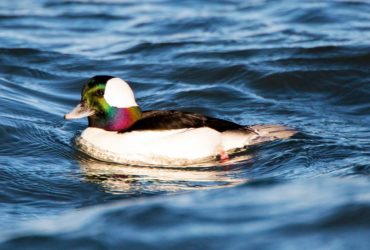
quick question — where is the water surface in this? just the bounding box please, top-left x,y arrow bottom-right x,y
0,0 -> 369,249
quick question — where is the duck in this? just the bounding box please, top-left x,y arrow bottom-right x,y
65,75 -> 296,165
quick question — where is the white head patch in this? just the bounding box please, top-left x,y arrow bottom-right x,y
104,77 -> 138,108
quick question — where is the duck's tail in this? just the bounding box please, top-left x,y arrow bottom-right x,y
248,124 -> 296,145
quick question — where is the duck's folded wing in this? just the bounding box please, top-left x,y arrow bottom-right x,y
125,110 -> 246,132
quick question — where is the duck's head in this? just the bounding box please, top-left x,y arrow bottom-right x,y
65,75 -> 142,131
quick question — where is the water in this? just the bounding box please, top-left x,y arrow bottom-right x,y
0,0 -> 369,249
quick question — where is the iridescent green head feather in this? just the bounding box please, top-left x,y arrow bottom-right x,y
65,75 -> 142,131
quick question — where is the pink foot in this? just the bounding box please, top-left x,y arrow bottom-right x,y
220,151 -> 229,162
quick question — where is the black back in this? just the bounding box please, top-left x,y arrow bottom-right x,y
125,110 -> 247,132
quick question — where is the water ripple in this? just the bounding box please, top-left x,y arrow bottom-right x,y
0,0 -> 369,249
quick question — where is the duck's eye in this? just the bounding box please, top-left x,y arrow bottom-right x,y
96,90 -> 104,97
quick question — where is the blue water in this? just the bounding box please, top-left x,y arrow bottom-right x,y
0,0 -> 370,249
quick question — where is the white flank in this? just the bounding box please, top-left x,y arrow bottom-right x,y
77,127 -> 221,165
104,77 -> 138,108
76,125 -> 296,166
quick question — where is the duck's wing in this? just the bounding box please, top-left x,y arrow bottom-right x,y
125,110 -> 248,132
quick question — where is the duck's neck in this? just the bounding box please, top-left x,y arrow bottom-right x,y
88,106 -> 142,132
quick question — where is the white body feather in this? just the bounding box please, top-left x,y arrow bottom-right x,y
76,125 -> 295,166
104,78 -> 138,108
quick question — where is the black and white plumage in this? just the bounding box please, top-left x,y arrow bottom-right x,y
65,76 -> 296,165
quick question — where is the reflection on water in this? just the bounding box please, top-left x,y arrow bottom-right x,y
79,154 -> 253,194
